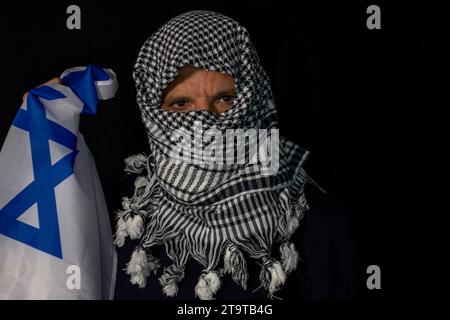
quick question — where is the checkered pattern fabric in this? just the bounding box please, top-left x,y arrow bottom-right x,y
114,11 -> 314,300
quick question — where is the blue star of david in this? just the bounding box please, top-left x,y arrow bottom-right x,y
0,86 -> 78,259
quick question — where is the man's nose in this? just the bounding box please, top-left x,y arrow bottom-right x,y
194,98 -> 216,113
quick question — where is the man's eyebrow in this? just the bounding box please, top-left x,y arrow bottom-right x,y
212,89 -> 236,100
164,96 -> 192,103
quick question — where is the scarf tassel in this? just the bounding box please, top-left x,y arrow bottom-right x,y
114,196 -> 147,245
223,244 -> 248,290
259,259 -> 286,299
159,265 -> 185,298
126,213 -> 145,240
286,192 -> 309,237
126,247 -> 160,288
113,216 -> 128,247
280,242 -> 300,275
287,214 -> 300,236
124,153 -> 148,175
195,270 -> 221,300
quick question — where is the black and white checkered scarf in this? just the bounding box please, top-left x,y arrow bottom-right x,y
114,10 -> 317,299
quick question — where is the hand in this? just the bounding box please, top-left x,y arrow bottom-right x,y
22,77 -> 61,103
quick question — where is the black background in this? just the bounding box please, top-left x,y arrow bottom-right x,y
0,1 -> 446,302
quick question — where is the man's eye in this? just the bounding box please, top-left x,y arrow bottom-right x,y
170,100 -> 189,108
218,95 -> 236,104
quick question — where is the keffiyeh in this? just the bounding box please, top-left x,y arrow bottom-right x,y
114,10 -> 318,299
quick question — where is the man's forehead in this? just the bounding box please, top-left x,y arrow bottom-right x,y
164,65 -> 235,95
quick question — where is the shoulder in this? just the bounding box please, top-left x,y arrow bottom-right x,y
282,184 -> 366,299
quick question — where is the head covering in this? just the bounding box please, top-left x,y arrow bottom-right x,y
114,10 -> 318,299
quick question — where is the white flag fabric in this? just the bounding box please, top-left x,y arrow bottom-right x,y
0,65 -> 118,299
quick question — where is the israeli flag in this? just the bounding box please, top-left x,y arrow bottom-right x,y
0,65 -> 118,299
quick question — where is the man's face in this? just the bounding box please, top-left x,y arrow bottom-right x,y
161,65 -> 236,113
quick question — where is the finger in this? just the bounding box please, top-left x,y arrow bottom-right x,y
22,77 -> 61,103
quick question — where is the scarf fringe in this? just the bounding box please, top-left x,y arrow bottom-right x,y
113,216 -> 128,247
278,189 -> 309,239
124,153 -> 148,175
195,270 -> 222,300
287,191 -> 309,237
125,210 -> 145,240
113,197 -> 147,244
126,247 -> 160,288
287,215 -> 300,237
223,243 -> 248,290
159,265 -> 185,297
113,154 -> 160,246
280,242 -> 299,275
124,243 -> 298,300
259,259 -> 286,299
